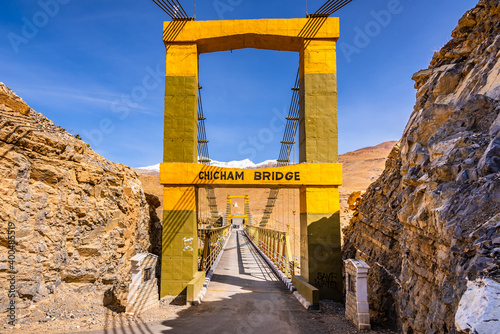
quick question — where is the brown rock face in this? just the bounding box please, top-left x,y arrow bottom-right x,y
0,83 -> 30,116
343,1 -> 500,333
0,82 -> 153,312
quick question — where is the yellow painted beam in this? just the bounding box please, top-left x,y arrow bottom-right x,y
163,18 -> 339,54
159,163 -> 342,187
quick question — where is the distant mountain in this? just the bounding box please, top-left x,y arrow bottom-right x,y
135,158 -> 278,175
339,141 -> 398,191
135,163 -> 160,173
210,158 -> 277,169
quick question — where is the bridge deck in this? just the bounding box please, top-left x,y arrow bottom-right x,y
82,230 -> 332,334
161,230 -> 324,333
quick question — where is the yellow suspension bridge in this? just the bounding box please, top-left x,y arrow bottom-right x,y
85,0 -> 359,333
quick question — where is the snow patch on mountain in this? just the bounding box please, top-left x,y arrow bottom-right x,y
135,163 -> 161,171
136,159 -> 277,172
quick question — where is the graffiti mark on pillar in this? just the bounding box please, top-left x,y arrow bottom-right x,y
314,272 -> 339,290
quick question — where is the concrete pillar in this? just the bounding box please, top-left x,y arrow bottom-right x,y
299,40 -> 338,163
161,43 -> 199,297
244,196 -> 249,217
161,186 -> 199,297
344,259 -> 371,330
297,39 -> 342,302
164,43 -> 199,163
126,253 -> 159,314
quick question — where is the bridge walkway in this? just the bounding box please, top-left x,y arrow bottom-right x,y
159,230 -> 327,333
82,230 -> 331,334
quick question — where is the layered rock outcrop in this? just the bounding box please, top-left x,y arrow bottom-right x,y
0,82 -> 154,313
343,0 -> 500,332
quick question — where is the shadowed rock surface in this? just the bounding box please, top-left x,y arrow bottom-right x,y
343,0 -> 500,332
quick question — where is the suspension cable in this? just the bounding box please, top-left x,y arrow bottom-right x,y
266,0 -> 355,225
309,0 -> 353,17
277,69 -> 300,167
197,86 -> 220,225
197,86 -> 210,164
151,0 -> 193,20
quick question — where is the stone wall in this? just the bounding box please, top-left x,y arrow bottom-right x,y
343,0 -> 500,332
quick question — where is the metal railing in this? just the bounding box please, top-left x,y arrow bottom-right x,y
245,225 -> 294,278
198,225 -> 231,272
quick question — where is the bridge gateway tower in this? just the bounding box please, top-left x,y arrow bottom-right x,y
160,17 -> 342,304
225,195 -> 251,226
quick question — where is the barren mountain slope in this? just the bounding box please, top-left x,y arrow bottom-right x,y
0,82 -> 158,325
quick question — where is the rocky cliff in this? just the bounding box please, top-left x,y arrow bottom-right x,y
0,82 -> 156,318
343,0 -> 500,333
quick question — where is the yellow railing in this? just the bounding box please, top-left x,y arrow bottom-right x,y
198,225 -> 231,272
245,225 -> 294,278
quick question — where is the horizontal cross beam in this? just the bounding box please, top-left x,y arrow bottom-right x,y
160,163 -> 342,187
163,18 -> 339,53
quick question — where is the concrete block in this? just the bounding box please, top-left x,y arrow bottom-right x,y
344,259 -> 371,330
126,253 -> 159,315
357,301 -> 369,313
187,271 -> 206,302
292,275 -> 319,307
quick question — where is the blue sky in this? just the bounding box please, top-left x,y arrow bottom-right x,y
0,0 -> 477,167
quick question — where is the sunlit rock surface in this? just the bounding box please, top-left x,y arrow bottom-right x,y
0,82 -> 155,313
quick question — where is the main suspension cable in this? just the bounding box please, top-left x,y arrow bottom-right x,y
310,0 -> 353,17
151,0 -> 193,20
